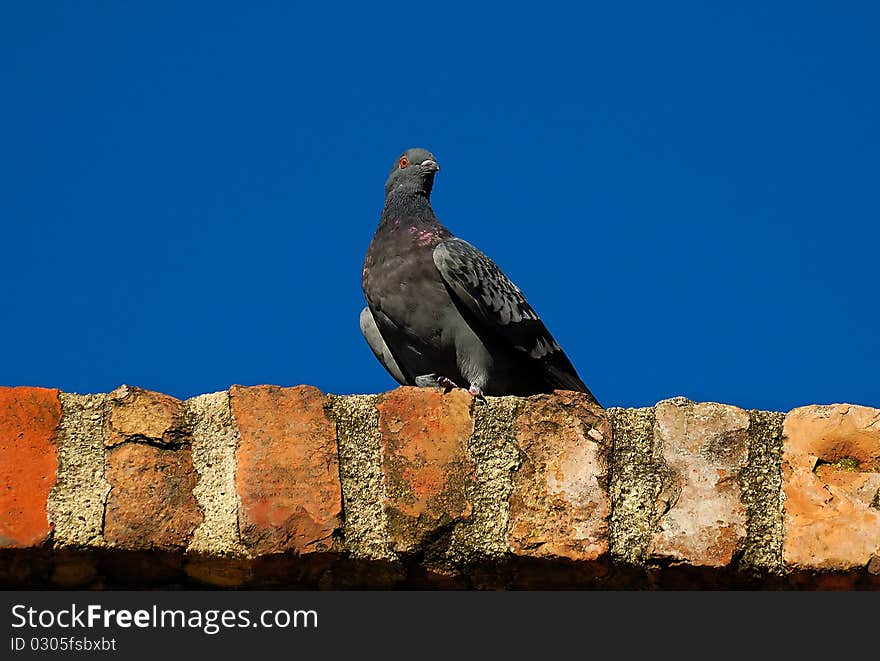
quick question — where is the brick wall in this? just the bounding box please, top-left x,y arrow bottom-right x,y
1,384 -> 878,589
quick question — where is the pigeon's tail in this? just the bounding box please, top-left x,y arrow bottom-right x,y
544,361 -> 600,406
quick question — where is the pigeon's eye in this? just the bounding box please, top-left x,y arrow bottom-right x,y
399,157 -> 409,169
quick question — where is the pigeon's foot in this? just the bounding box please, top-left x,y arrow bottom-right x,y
468,385 -> 487,403
415,374 -> 458,392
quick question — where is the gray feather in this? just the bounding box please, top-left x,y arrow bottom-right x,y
359,307 -> 407,385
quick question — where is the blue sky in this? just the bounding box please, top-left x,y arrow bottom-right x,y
2,2 -> 877,410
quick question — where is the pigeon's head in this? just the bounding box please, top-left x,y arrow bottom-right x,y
384,147 -> 440,198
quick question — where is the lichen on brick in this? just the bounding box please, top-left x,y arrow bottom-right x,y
375,388 -> 475,557
781,404 -> 880,572
8,382 -> 880,588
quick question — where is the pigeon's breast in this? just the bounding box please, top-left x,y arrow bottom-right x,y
362,226 -> 464,379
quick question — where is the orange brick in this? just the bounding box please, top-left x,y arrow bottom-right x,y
377,387 -> 474,552
509,392 -> 611,563
106,385 -> 187,447
104,442 -> 202,550
231,385 -> 341,555
783,404 -> 880,571
0,387 -> 61,548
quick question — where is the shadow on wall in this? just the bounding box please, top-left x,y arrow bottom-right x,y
4,547 -> 876,590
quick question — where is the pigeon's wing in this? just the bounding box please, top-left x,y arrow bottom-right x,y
359,307 -> 408,386
433,238 -> 593,397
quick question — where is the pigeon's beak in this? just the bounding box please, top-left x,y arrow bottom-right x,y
420,159 -> 440,173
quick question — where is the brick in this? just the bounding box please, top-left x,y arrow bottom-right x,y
231,385 -> 341,555
647,399 -> 750,567
782,404 -> 880,571
0,387 -> 61,548
102,386 -> 201,551
106,384 -> 188,447
377,387 -> 475,553
508,392 -> 611,563
104,442 -> 202,550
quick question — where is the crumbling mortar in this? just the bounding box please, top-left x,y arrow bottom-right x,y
48,393 -> 111,549
737,410 -> 785,576
328,393 -> 397,562
445,396 -> 522,570
607,405 -> 664,568
185,392 -> 248,559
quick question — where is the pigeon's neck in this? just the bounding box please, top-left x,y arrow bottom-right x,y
380,190 -> 443,231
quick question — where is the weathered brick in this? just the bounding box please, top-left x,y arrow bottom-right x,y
106,384 -> 188,447
782,404 -> 880,571
377,387 -> 475,553
104,442 -> 202,550
508,392 -> 611,563
647,399 -> 750,567
231,385 -> 341,556
0,387 -> 61,548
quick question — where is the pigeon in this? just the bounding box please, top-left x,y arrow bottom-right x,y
360,147 -> 598,404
